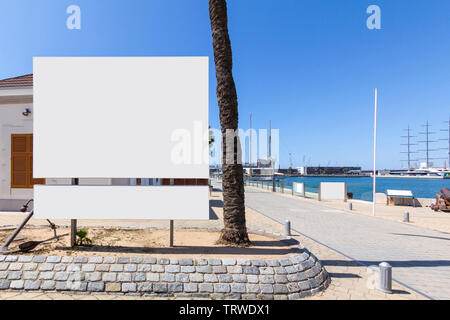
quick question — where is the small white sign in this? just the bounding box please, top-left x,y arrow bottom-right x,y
319,182 -> 347,201
293,182 -> 305,196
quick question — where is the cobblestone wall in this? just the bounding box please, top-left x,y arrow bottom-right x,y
0,247 -> 329,300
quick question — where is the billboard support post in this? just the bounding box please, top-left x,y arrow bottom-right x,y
169,220 -> 174,247
70,178 -> 78,247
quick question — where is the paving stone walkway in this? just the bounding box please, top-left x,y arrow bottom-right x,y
231,183 -> 450,300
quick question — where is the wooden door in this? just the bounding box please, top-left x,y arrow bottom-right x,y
11,134 -> 45,188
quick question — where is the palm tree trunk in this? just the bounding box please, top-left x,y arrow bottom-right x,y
209,0 -> 250,245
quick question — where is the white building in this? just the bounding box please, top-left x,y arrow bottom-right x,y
297,166 -> 307,175
0,74 -> 36,210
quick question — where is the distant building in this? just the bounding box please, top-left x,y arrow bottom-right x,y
243,158 -> 277,176
257,158 -> 273,168
297,166 -> 307,175
297,166 -> 361,175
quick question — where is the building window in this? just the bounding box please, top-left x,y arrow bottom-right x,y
11,134 -> 45,188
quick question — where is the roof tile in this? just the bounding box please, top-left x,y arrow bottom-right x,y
0,74 -> 33,88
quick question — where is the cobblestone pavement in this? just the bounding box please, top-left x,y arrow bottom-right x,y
0,254 -> 329,300
311,196 -> 450,234
238,184 -> 450,300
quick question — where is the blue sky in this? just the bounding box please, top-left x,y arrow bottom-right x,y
1,0 -> 449,169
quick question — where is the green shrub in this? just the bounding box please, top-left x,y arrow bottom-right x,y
76,229 -> 93,246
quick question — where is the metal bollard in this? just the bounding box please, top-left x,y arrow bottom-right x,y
285,220 -> 291,236
403,211 -> 410,223
378,262 -> 392,294
348,202 -> 353,211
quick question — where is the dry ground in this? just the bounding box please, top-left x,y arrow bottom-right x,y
0,228 -> 299,259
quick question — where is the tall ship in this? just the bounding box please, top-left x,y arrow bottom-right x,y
390,164 -> 450,178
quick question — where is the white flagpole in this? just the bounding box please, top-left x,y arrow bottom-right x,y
373,88 -> 378,216
249,113 -> 252,177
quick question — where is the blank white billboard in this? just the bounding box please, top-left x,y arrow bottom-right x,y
319,182 -> 347,201
33,57 -> 209,179
34,185 -> 209,220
